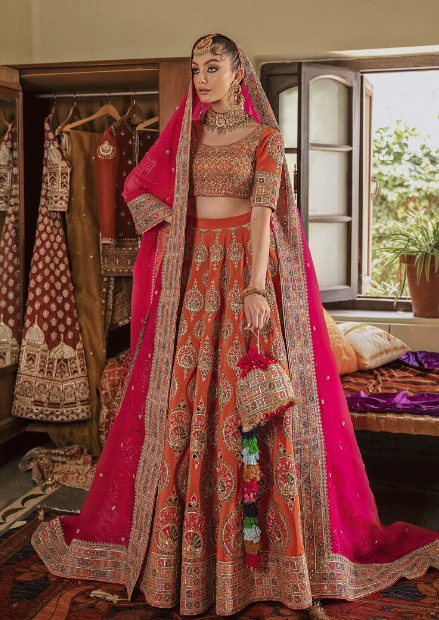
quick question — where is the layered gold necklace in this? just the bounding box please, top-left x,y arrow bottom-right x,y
201,105 -> 254,134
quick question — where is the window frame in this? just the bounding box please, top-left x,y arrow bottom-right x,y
261,53 -> 439,312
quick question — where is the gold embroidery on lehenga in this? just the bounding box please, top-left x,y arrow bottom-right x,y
200,457 -> 217,503
176,335 -> 198,378
177,455 -> 190,498
221,505 -> 244,558
217,455 -> 236,504
0,315 -> 19,366
226,334 -> 247,377
190,399 -> 208,467
46,146 -> 70,212
182,492 -> 207,561
264,503 -> 291,553
205,281 -> 220,319
0,141 -> 12,210
166,400 -> 191,458
198,339 -> 214,380
184,280 -> 204,318
274,446 -> 298,510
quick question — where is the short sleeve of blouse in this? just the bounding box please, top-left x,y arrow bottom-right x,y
250,128 -> 284,211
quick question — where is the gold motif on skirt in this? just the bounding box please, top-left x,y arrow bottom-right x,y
205,281 -> 221,319
198,339 -> 214,380
176,335 -> 198,378
216,455 -> 236,504
184,280 -> 204,318
190,399 -> 208,467
264,503 -> 290,553
166,400 -> 191,458
182,493 -> 207,561
227,279 -> 244,319
210,234 -> 225,270
274,447 -> 297,510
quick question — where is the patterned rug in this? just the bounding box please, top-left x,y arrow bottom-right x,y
1,512 -> 439,619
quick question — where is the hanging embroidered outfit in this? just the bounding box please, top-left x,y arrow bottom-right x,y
95,118 -> 157,332
32,37 -> 439,615
12,116 -> 91,422
48,129 -> 106,455
0,120 -> 20,367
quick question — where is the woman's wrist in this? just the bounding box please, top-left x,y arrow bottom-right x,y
249,279 -> 266,290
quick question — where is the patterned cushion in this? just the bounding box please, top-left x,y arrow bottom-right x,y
338,322 -> 410,370
323,309 -> 359,376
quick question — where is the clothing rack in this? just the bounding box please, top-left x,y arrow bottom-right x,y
34,90 -> 159,99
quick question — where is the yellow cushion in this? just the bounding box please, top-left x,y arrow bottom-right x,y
337,322 -> 410,370
323,309 -> 359,376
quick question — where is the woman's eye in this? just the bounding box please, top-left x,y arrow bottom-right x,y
207,67 -> 218,73
192,68 -> 199,74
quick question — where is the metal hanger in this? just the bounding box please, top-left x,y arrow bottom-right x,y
125,92 -> 145,125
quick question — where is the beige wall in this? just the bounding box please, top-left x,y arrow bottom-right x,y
2,0 -> 439,68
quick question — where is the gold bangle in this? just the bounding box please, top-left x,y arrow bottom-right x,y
241,286 -> 267,302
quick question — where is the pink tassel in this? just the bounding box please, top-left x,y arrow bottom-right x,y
245,553 -> 260,568
237,347 -> 274,378
244,492 -> 257,503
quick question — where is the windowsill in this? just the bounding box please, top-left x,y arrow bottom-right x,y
327,309 -> 439,326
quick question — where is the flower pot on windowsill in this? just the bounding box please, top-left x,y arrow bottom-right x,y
400,254 -> 439,318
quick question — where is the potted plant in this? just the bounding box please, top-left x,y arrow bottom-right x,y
375,209 -> 439,317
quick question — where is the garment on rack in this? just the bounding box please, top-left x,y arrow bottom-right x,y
12,116 -> 91,422
49,129 -> 105,455
95,117 -> 157,277
0,121 -> 20,367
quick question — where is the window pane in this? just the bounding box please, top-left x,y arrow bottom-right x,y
309,78 -> 349,145
309,222 -> 348,287
279,86 -> 298,148
309,150 -> 348,215
285,152 -> 297,174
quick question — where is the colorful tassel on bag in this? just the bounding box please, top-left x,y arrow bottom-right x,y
237,330 -> 298,568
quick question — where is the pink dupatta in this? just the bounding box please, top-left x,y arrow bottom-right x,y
32,36 -> 439,607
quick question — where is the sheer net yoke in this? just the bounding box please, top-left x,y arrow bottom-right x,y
189,122 -> 284,210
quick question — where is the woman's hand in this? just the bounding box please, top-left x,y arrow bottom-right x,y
164,215 -> 172,224
244,293 -> 271,330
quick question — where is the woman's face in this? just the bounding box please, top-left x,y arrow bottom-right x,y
191,50 -> 242,106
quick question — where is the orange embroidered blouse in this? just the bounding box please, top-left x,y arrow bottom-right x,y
189,123 -> 284,210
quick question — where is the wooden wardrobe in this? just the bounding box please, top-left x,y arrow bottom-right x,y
0,57 -> 189,449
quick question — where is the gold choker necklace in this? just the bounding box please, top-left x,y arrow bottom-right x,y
201,106 -> 253,134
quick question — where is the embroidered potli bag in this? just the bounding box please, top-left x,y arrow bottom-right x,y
237,329 -> 298,567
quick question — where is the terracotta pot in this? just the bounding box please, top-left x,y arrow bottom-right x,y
401,254 -> 439,318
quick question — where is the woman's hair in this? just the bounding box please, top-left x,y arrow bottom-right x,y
210,35 -> 241,72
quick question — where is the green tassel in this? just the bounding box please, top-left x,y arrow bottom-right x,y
243,436 -> 259,454
244,516 -> 258,529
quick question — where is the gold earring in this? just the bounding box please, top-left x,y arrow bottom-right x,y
227,82 -> 245,115
200,101 -> 204,120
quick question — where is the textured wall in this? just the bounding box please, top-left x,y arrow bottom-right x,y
2,0 -> 439,68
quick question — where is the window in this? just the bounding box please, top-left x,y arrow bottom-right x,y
262,55 -> 439,310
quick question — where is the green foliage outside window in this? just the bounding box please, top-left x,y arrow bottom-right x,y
370,121 -> 439,296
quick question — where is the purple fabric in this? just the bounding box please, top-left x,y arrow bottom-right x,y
399,351 -> 439,370
346,390 -> 439,416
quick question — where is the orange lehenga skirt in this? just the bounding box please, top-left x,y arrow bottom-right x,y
140,212 -> 307,615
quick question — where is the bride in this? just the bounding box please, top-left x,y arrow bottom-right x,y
32,34 -> 439,616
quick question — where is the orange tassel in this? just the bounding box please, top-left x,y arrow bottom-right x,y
244,540 -> 260,555
243,464 -> 261,482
